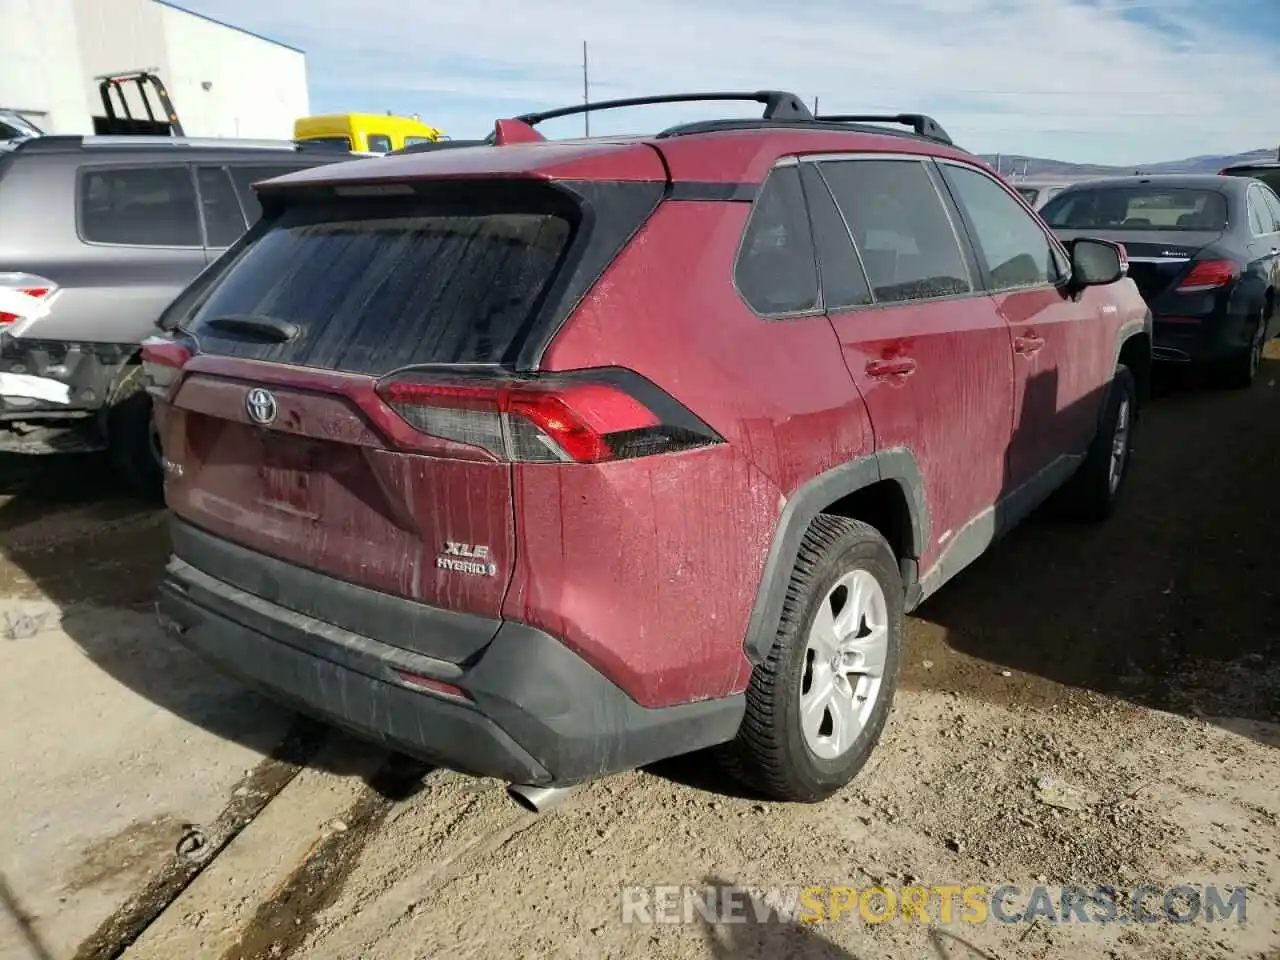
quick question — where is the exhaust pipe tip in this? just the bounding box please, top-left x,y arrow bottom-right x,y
506,783 -> 579,814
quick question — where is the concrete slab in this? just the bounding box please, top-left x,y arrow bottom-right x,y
0,598 -> 296,959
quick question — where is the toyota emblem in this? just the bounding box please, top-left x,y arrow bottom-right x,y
245,387 -> 278,426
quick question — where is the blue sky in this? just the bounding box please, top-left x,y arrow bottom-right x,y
181,0 -> 1280,165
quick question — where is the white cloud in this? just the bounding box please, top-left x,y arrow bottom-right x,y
191,0 -> 1280,163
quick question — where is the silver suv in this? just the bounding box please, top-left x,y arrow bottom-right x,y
0,135 -> 350,495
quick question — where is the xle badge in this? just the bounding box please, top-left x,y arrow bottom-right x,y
437,541 -> 498,577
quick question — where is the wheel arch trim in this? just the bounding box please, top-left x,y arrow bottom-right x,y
742,448 -> 929,664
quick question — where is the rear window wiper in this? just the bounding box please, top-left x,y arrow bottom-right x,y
204,314 -> 299,343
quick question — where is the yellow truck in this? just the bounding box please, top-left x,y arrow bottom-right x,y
293,113 -> 445,154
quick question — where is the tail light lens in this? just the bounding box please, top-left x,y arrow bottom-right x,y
375,368 -> 723,464
140,334 -> 194,399
0,273 -> 58,326
1177,259 -> 1238,293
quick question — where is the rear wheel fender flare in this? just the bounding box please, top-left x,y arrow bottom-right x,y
742,449 -> 929,664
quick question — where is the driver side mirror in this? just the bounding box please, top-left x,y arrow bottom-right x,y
1069,238 -> 1127,288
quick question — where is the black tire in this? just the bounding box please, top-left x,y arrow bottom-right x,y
106,365 -> 164,502
1223,308 -> 1265,389
719,515 -> 903,802
1060,364 -> 1137,523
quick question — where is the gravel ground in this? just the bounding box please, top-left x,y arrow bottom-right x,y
0,352 -> 1277,960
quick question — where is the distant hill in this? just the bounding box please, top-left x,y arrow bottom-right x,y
978,147 -> 1278,178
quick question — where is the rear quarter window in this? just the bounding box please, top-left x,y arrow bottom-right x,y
733,166 -> 820,316
78,165 -> 201,246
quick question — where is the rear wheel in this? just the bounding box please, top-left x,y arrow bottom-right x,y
1224,308 -> 1265,389
106,365 -> 164,502
1060,364 -> 1136,522
720,516 -> 903,802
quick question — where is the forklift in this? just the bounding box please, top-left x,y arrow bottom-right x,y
92,70 -> 184,136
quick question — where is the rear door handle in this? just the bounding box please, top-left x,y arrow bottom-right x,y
866,357 -> 917,378
1014,334 -> 1045,356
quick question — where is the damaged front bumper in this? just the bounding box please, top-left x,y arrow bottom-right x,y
0,335 -> 133,454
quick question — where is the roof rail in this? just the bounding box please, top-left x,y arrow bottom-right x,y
514,90 -> 813,128
15,134 -> 342,154
814,113 -> 952,146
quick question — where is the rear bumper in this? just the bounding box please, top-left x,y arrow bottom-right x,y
0,336 -> 134,453
157,521 -> 745,786
1151,306 -> 1257,364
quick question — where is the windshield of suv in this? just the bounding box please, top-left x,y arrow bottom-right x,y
1222,167 -> 1280,196
299,135 -> 352,149
0,110 -> 43,140
1041,187 -> 1228,231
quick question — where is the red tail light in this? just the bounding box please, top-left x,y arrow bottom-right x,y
140,334 -> 194,399
1177,259 -> 1237,293
375,369 -> 722,464
0,273 -> 58,326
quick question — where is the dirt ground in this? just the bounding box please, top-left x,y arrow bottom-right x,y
1,351 -> 1278,960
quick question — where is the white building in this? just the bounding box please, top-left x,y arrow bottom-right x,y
0,0 -> 308,139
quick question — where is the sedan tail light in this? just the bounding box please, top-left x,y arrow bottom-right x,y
140,334 -> 194,399
1177,259 -> 1238,293
375,368 -> 723,464
0,273 -> 58,326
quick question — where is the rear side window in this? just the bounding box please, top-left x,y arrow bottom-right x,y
229,165 -> 310,223
184,189 -> 575,373
798,163 -> 872,310
367,134 -> 393,153
1261,187 -> 1280,232
819,159 -> 971,303
79,165 -> 200,246
196,166 -> 248,247
734,166 -> 819,316
1248,190 -> 1269,234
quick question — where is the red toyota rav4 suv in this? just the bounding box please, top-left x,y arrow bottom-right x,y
145,92 -> 1151,810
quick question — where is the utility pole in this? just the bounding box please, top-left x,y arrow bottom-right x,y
813,96 -> 819,114
582,41 -> 590,138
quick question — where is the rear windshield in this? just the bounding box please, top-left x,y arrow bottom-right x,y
1222,167 -> 1280,195
1041,187 -> 1228,231
1015,186 -> 1040,204
181,189 -> 575,373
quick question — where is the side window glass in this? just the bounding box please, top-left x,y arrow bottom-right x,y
196,165 -> 248,247
367,134 -> 393,153
79,165 -> 200,247
942,164 -> 1062,290
1248,191 -> 1268,235
228,165 -> 307,224
798,163 -> 872,310
734,166 -> 819,316
1260,188 -> 1280,233
819,159 -> 971,303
